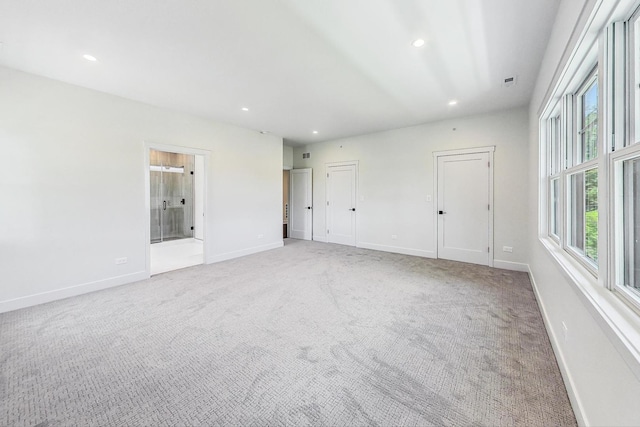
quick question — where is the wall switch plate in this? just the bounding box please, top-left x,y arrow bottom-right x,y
426,195 -> 432,202
115,257 -> 127,265
391,234 -> 398,240
258,234 -> 264,239
502,246 -> 513,253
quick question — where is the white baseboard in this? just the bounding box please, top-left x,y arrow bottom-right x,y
357,242 -> 436,258
527,266 -> 587,426
493,259 -> 529,272
206,241 -> 283,264
0,270 -> 149,314
312,235 -> 328,243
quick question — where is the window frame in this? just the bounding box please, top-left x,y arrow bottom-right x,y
611,144 -> 640,312
561,68 -> 600,276
547,112 -> 562,243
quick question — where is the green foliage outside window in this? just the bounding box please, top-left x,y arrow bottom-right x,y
585,169 -> 598,262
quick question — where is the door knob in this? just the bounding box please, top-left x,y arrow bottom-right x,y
306,206 -> 312,210
349,208 -> 356,211
438,210 -> 445,214
163,201 -> 167,211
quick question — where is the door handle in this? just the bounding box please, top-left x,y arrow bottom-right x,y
163,201 -> 167,211
438,210 -> 446,214
349,208 -> 356,211
307,206 -> 312,210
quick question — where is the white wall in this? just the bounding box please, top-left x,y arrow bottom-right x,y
0,66 -> 283,312
283,145 -> 294,170
293,107 -> 529,269
528,0 -> 640,425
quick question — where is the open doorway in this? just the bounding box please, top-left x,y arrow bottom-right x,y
283,170 -> 290,238
145,145 -> 207,275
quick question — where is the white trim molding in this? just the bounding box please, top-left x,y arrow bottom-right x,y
0,271 -> 148,314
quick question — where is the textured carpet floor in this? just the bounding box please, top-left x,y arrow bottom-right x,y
1,240 -> 576,426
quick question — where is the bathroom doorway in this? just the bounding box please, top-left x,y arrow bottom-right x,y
146,146 -> 206,275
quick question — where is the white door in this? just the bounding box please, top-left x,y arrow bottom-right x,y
437,152 -> 491,265
290,168 -> 312,240
327,164 -> 357,246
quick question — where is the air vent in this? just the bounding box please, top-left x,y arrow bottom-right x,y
302,153 -> 311,159
503,76 -> 517,87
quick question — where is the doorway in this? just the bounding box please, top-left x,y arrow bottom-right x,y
146,146 -> 206,275
435,147 -> 494,266
290,168 -> 313,240
150,149 -> 195,243
283,170 -> 290,238
326,162 -> 357,246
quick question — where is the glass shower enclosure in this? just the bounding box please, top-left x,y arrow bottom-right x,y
150,150 -> 195,243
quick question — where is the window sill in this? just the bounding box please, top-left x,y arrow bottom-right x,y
540,236 -> 640,380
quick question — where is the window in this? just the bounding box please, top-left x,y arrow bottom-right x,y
567,169 -> 598,264
562,70 -> 599,271
548,115 -> 561,240
550,177 -> 560,238
578,76 -> 598,162
630,8 -> 640,145
540,2 -> 640,315
613,151 -> 640,307
623,158 -> 640,291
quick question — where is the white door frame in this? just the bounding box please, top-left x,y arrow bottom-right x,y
325,160 -> 359,245
143,141 -> 211,278
433,146 -> 494,267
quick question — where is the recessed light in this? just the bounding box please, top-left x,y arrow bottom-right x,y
241,107 -> 249,112
312,130 -> 318,134
83,54 -> 97,62
260,130 -> 269,134
412,39 -> 425,48
448,100 -> 458,106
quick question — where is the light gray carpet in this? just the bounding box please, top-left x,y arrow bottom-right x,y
1,240 -> 576,426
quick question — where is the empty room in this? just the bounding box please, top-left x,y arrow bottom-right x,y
2,0 -> 640,426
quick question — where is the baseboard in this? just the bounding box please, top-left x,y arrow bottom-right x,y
312,235 -> 328,243
493,259 -> 529,272
0,271 -> 149,314
528,265 -> 587,426
356,242 -> 436,258
206,241 -> 284,264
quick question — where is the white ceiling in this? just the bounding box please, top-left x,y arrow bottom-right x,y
0,0 -> 559,146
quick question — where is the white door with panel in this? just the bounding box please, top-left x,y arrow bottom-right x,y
437,151 -> 492,266
327,164 -> 357,246
290,168 -> 313,240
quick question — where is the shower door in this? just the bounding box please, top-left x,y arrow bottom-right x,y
150,150 -> 195,243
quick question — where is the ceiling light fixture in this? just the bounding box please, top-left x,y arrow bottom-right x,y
448,100 -> 458,106
241,107 -> 249,111
312,130 -> 318,134
83,54 -> 97,62
412,39 -> 425,48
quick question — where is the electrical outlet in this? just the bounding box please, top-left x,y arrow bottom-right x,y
502,246 -> 513,253
115,257 -> 127,265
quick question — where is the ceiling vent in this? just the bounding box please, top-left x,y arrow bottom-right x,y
503,76 -> 517,88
